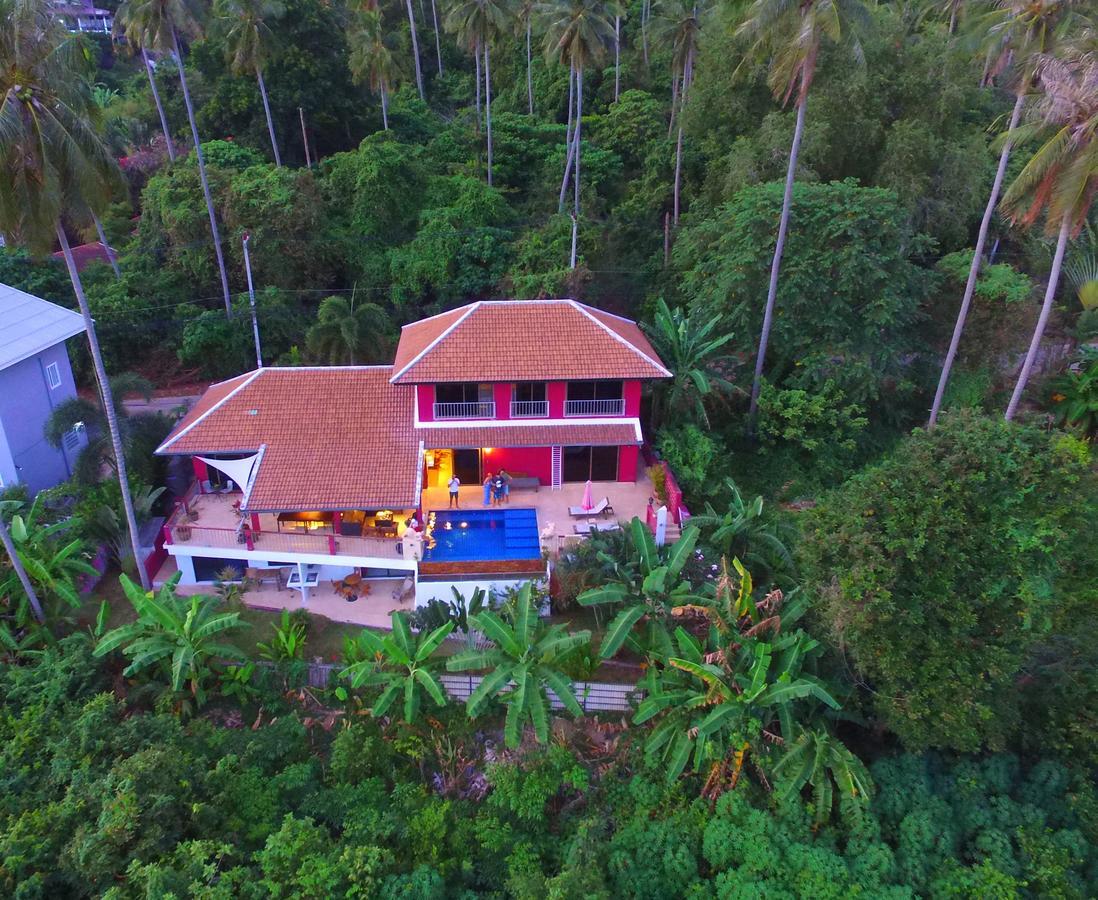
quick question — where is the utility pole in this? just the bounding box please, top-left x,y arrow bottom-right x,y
242,232 -> 263,368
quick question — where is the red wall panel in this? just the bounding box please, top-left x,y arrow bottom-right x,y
417,384 -> 435,422
482,446 -> 553,485
618,445 -> 639,482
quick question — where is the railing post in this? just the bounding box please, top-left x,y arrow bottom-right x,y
245,530 -> 255,551
162,524 -> 172,545
328,534 -> 336,555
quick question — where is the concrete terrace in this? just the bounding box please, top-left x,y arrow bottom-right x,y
420,470 -> 660,553
164,490 -> 410,561
155,556 -> 414,630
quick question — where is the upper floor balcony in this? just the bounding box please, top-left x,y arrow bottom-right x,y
434,400 -> 496,419
564,398 -> 626,417
510,399 -> 549,417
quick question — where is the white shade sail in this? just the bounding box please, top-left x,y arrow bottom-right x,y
197,454 -> 260,493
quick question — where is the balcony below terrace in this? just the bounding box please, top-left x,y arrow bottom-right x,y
163,491 -> 414,563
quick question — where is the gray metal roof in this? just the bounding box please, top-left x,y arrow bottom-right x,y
0,282 -> 85,371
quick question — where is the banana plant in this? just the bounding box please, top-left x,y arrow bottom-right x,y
578,518 -> 709,659
773,726 -> 873,824
1,497 -> 97,625
341,611 -> 454,724
690,478 -> 795,585
635,619 -> 840,786
94,573 -> 247,706
447,582 -> 590,747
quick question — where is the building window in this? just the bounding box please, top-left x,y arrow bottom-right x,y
511,382 -> 548,417
45,362 -> 62,390
435,382 -> 492,404
565,380 -> 625,416
562,445 -> 619,482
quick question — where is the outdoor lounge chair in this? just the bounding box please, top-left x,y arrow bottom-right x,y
573,520 -> 621,535
568,497 -> 612,517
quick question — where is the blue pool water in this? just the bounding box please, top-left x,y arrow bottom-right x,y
424,508 -> 541,562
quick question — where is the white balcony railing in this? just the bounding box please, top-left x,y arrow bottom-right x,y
564,398 -> 625,417
510,400 -> 549,418
433,401 -> 495,419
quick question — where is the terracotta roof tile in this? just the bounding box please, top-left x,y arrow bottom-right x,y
391,306 -> 471,375
391,300 -> 670,383
157,368 -> 420,512
415,422 -> 640,448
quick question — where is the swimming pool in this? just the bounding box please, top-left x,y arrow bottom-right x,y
424,508 -> 541,562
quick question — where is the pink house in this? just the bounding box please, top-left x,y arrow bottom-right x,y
153,299 -> 669,605
398,299 -> 670,490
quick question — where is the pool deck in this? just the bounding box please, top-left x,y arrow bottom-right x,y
420,472 -> 658,555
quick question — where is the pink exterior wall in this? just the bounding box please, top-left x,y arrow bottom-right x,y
416,384 -> 435,422
619,445 -> 639,482
624,380 -> 642,417
493,382 -> 512,420
483,447 -> 553,484
547,382 -> 567,418
192,457 -> 208,487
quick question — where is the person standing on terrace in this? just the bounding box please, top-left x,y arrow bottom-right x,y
448,475 -> 461,508
483,472 -> 494,506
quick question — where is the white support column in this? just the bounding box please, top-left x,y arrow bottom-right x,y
298,562 -> 308,605
655,505 -> 668,547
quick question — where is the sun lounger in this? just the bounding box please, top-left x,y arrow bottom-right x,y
568,497 -> 612,517
573,520 -> 621,535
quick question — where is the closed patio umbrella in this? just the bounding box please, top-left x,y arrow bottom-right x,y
581,479 -> 594,511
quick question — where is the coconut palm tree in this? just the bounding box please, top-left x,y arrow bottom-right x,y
736,0 -> 868,434
543,0 -> 614,262
642,297 -> 737,428
610,0 -> 625,100
116,0 -> 234,318
446,582 -> 591,747
515,0 -> 538,113
446,0 -> 509,185
929,0 -> 1085,426
445,0 -> 509,183
348,9 -> 402,130
140,48 -> 176,160
404,0 -> 426,100
305,294 -> 395,364
0,0 -> 151,589
214,0 -> 285,166
1002,44 -> 1098,420
652,0 -> 704,226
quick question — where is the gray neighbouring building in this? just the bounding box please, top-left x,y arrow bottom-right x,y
0,282 -> 88,495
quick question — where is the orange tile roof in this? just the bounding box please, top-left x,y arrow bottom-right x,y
391,299 -> 670,384
416,422 -> 641,448
156,367 -> 420,512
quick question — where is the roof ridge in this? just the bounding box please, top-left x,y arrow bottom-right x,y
398,303 -> 475,330
390,301 -> 482,382
156,369 -> 265,453
567,300 -> 672,378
